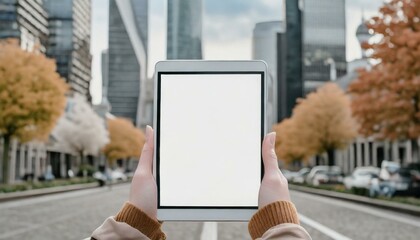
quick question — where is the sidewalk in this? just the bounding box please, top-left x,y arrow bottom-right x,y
289,184 -> 420,217
0,182 -> 99,202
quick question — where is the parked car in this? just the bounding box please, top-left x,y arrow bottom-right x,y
111,170 -> 128,181
369,161 -> 420,197
93,169 -> 128,186
93,171 -> 107,186
344,167 -> 380,190
282,169 -> 300,181
306,166 -> 343,186
292,168 -> 311,184
405,163 -> 420,172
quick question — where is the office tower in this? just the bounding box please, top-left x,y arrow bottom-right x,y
43,0 -> 92,100
252,21 -> 285,127
167,0 -> 202,59
0,0 -> 48,52
303,0 -> 346,85
281,0 -> 304,119
107,0 -> 148,126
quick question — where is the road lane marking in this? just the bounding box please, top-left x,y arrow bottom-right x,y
299,213 -> 352,240
200,222 -> 218,240
292,191 -> 420,228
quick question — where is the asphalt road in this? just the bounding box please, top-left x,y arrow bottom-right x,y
0,184 -> 419,239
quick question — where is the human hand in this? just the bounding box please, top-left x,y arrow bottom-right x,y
129,125 -> 158,219
258,132 -> 291,209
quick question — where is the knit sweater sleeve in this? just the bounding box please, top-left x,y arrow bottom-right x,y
248,201 -> 311,240
91,202 -> 166,240
115,202 -> 166,239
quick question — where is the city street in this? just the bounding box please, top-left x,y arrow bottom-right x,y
0,184 -> 419,240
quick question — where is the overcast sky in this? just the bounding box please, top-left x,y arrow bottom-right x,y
90,0 -> 383,104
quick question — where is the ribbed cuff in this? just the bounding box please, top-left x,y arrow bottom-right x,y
115,202 -> 166,240
248,201 -> 300,239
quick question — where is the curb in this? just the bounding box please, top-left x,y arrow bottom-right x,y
0,182 -> 99,202
289,184 -> 420,217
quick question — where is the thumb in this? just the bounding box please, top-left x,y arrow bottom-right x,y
137,125 -> 154,173
262,132 -> 278,174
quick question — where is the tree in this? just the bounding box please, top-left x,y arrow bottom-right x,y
349,0 -> 420,159
273,119 -> 312,167
0,39 -> 67,183
103,118 -> 145,163
292,83 -> 357,166
52,95 -> 109,165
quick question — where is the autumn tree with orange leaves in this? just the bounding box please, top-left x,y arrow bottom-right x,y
273,119 -> 311,167
349,0 -> 420,159
292,83 -> 357,166
0,39 -> 67,183
103,118 -> 145,163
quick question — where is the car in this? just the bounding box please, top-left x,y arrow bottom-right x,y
93,169 -> 128,186
306,166 -> 343,186
344,166 -> 380,190
405,163 -> 420,172
282,169 -> 300,181
93,171 -> 107,186
369,161 -> 420,197
111,170 -> 128,181
395,167 -> 420,197
292,168 -> 311,184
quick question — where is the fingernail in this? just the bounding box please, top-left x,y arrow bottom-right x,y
146,125 -> 152,142
268,132 -> 276,146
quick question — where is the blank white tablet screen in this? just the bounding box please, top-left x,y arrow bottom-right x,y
159,73 -> 262,207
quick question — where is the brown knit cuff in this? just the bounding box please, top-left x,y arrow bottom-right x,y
115,202 -> 166,240
248,201 -> 300,239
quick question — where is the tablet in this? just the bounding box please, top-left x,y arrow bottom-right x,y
153,60 -> 267,221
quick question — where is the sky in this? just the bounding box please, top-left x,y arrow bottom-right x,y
90,0 -> 384,104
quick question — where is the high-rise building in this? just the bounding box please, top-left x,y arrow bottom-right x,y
43,0 -> 92,100
167,0 -> 202,59
281,0 -> 304,119
252,21 -> 285,127
107,0 -> 148,126
303,0 -> 346,88
0,0 -> 49,53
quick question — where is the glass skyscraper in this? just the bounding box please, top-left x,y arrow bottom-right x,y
0,0 -> 49,53
106,0 -> 148,126
43,0 -> 92,100
303,0 -> 346,84
283,0 -> 304,118
167,0 -> 202,59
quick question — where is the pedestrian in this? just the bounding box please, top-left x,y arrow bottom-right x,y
90,126 -> 311,240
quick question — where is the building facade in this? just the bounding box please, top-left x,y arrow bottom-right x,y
252,21 -> 285,128
303,0 -> 346,90
43,0 -> 92,100
167,0 -> 202,59
0,0 -> 49,52
107,0 -> 148,126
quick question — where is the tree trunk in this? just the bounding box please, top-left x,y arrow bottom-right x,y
327,149 -> 335,166
2,135 -> 10,184
79,151 -> 84,166
411,139 -> 420,162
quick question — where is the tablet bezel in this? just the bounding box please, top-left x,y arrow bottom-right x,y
153,60 -> 267,221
